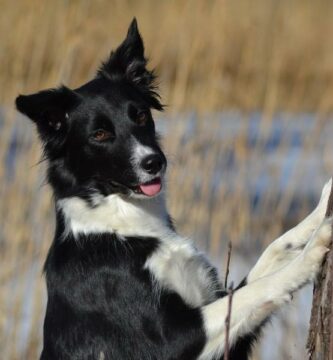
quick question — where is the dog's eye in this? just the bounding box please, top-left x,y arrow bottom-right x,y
136,111 -> 148,126
91,129 -> 113,142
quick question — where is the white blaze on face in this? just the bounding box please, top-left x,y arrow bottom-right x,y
130,136 -> 157,183
129,136 -> 164,197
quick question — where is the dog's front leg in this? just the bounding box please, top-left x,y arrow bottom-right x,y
247,178 -> 332,283
199,217 -> 331,360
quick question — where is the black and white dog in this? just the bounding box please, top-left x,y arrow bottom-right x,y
16,19 -> 332,360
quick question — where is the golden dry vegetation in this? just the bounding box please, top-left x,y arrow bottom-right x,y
1,0 -> 333,359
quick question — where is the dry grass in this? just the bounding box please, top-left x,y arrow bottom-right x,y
1,0 -> 333,359
1,0 -> 333,111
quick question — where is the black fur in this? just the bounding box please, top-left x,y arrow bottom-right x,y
16,19 -> 264,360
42,229 -> 205,360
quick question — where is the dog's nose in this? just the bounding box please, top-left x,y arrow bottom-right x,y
141,154 -> 164,174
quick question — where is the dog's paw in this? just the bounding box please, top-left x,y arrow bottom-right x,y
305,216 -> 332,250
263,217 -> 331,305
315,178 -> 332,218
301,217 -> 332,280
321,178 -> 332,199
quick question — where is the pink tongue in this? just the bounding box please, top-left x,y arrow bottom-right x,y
139,181 -> 162,196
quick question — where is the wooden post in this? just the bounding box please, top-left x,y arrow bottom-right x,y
307,181 -> 333,360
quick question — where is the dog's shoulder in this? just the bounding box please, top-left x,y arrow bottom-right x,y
145,233 -> 224,307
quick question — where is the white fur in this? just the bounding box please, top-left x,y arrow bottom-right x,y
145,235 -> 220,307
57,193 -> 170,238
130,136 -> 158,183
199,217 -> 331,360
247,178 -> 332,283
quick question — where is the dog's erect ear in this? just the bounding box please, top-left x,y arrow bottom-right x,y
98,18 -> 163,110
98,18 -> 146,85
16,86 -> 79,136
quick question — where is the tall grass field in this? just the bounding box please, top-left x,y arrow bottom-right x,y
1,1 -> 333,359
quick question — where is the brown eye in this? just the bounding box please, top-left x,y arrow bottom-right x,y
92,129 -> 113,142
137,111 -> 148,126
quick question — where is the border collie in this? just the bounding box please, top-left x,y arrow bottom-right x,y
16,19 -> 332,360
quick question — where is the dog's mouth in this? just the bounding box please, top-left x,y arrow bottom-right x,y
133,177 -> 162,197
108,177 -> 163,197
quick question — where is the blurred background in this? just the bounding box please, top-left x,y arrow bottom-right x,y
1,0 -> 333,359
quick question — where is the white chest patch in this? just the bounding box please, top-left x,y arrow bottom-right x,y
57,194 -> 170,238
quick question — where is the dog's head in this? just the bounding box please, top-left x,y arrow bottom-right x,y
16,19 -> 167,200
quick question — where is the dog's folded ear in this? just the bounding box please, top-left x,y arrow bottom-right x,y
98,18 -> 163,110
16,86 -> 79,134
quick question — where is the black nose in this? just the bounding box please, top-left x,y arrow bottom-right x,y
141,154 -> 164,175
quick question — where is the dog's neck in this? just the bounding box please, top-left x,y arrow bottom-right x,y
56,192 -> 172,239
